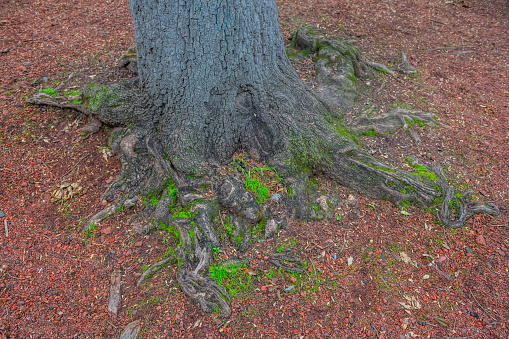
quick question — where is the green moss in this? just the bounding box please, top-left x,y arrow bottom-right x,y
412,170 -> 438,181
167,179 -> 177,205
367,163 -> 395,173
288,187 -> 293,197
256,218 -> 267,234
188,229 -> 195,241
160,222 -> 180,244
151,196 -> 159,207
209,263 -> 253,297
288,133 -> 332,174
85,85 -> 113,111
65,90 -> 80,96
362,129 -> 380,136
71,100 -> 83,105
245,174 -> 270,203
224,222 -> 232,235
42,87 -> 58,97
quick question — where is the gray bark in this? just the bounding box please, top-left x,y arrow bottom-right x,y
129,0 -> 329,175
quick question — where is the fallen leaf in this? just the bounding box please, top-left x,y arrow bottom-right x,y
400,252 -> 412,264
244,268 -> 257,276
476,235 -> 486,246
435,317 -> 449,327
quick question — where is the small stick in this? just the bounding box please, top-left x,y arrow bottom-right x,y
338,234 -> 346,255
4,219 -> 7,237
136,255 -> 175,286
370,323 -> 379,336
425,46 -> 476,52
424,321 -> 438,327
430,19 -> 445,25
490,224 -> 508,227
434,50 -> 477,57
304,254 -> 318,284
432,263 -> 453,282
469,289 -> 497,321
60,153 -> 90,180
380,276 -> 390,289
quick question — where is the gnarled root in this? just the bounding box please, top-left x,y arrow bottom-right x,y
26,92 -> 85,113
173,204 -> 232,317
349,107 -> 441,143
177,269 -> 231,316
434,168 -> 499,228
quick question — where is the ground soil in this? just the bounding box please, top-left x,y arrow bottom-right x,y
0,0 -> 508,338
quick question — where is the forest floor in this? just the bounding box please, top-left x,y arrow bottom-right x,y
0,0 -> 508,338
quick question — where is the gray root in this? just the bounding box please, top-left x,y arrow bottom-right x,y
364,60 -> 395,76
349,107 -> 438,143
398,51 -> 417,74
268,253 -> 304,272
26,92 -> 85,113
117,46 -> 138,74
434,168 -> 499,228
288,26 -> 368,109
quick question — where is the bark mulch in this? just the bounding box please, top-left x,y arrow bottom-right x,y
0,0 -> 507,338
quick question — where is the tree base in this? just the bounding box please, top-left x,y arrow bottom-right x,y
26,27 -> 499,318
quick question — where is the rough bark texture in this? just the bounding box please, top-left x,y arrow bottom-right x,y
26,0 -> 499,318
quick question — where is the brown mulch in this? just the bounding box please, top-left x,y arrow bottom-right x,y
0,0 -> 508,338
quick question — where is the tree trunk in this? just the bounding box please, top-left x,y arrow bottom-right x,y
128,0 -> 330,175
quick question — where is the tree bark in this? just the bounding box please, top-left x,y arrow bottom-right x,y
128,0 -> 331,175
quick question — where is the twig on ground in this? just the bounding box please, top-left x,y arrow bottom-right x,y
425,46 -> 476,52
380,276 -> 390,289
432,263 -> 453,282
136,255 -> 175,286
338,234 -> 346,255
4,219 -> 7,237
469,288 -> 497,321
364,60 -> 395,76
430,19 -> 445,25
370,323 -> 379,336
490,224 -> 508,227
424,321 -> 438,327
60,153 -> 90,180
304,254 -> 318,284
6,272 -> 28,280
434,50 -> 477,57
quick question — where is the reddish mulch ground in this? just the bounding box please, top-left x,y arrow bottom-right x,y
1,0 -> 508,338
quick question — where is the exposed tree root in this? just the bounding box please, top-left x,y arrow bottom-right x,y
25,27 -> 501,318
349,107 -> 439,143
26,92 -> 85,113
434,168 -> 499,228
364,60 -> 395,76
398,51 -> 417,74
